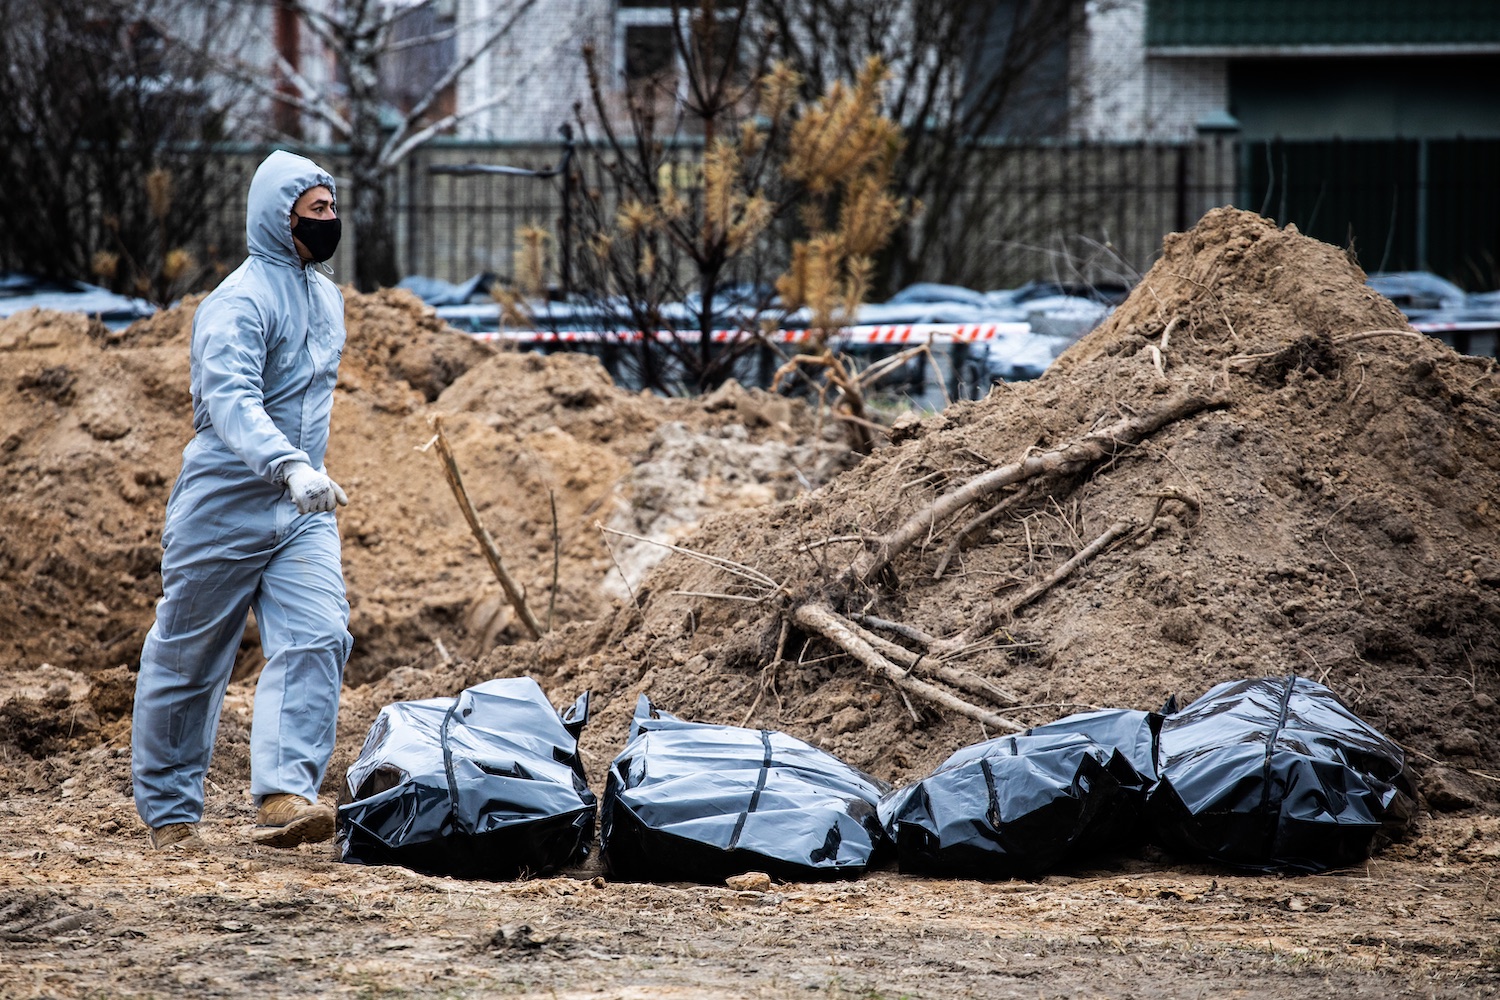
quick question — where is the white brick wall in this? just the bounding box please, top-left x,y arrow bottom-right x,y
1075,0 -> 1229,142
454,0 -> 605,141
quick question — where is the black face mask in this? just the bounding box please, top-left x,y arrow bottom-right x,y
291,213 -> 341,263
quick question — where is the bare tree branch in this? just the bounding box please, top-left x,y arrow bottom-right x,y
391,0 -> 540,142
845,395 -> 1228,587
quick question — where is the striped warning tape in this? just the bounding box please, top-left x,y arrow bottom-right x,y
469,322 -> 1033,345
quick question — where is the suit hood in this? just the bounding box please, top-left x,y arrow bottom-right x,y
246,150 -> 336,267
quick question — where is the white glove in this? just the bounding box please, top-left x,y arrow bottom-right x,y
280,461 -> 349,514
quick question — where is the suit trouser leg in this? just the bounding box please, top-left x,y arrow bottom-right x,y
249,513 -> 351,804
132,541 -> 263,829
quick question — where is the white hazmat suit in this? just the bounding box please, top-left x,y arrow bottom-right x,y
132,150 -> 351,831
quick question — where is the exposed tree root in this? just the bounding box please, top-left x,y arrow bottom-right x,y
844,394 -> 1227,588
848,613 -> 936,647
930,518 -> 1138,657
794,603 -> 1026,733
773,349 -> 876,453
841,614 -> 1019,706
932,483 -> 1037,580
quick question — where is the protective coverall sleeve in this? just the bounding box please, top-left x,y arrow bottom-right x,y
194,290 -> 312,484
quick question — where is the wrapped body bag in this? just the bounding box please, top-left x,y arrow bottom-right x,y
601,697 -> 891,883
337,677 -> 596,880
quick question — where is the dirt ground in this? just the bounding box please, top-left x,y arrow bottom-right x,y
3,208 -> 1499,997
1,791 -> 1496,997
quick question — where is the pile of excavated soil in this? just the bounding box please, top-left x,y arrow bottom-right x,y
0,287 -> 849,775
413,207 -> 1497,815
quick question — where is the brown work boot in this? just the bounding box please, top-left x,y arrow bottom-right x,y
148,822 -> 204,850
251,793 -> 335,848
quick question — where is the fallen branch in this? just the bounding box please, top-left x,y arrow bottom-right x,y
845,394 -> 1226,588
1333,328 -> 1425,345
423,417 -> 544,640
545,487 -> 560,631
794,603 -> 1025,733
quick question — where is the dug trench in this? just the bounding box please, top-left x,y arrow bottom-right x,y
1,207 -> 1497,997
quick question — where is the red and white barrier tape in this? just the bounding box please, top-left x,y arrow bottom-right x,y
469,322 -> 1032,346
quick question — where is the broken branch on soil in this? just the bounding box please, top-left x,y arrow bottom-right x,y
1333,328 -> 1425,345
845,394 -> 1225,588
545,487 -> 560,631
797,534 -> 867,552
794,603 -> 1026,733
423,417 -> 544,640
669,590 -> 772,603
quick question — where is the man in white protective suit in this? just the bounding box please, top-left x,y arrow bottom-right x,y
132,150 -> 353,850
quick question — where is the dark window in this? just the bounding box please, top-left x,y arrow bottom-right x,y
617,2 -> 744,87
625,23 -> 676,82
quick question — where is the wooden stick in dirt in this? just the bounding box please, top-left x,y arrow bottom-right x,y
845,394 -> 1226,588
426,417 -> 544,640
794,603 -> 1025,733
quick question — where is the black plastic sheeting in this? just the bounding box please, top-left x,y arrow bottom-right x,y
336,677 -> 596,880
877,731 -> 1147,878
600,697 -> 891,883
883,676 -> 1415,877
1023,705 -> 1172,789
1148,675 -> 1417,873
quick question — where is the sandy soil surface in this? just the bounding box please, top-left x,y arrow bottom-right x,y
2,208 -> 1498,997
1,793 -> 1496,997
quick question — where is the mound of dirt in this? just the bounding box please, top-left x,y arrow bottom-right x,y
425,207 -> 1499,815
0,285 -> 847,769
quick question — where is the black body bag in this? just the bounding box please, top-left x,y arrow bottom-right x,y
600,696 -> 891,883
878,730 -> 1147,878
1149,675 -> 1417,873
336,677 -> 596,880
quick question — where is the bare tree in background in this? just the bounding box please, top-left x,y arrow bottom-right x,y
572,0 -> 774,393
756,0 -> 1098,294
571,1 -> 907,396
158,0 -> 558,291
0,0 -> 238,301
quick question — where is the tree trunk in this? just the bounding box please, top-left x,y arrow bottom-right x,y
350,157 -> 399,291
346,12 -> 400,292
